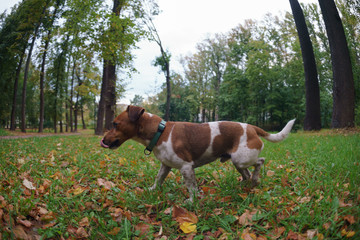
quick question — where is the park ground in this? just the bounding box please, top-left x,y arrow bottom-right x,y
0,128 -> 359,239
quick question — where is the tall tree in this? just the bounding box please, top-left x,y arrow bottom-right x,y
39,0 -> 62,132
21,0 -> 49,132
290,0 -> 321,130
143,2 -> 171,121
318,0 -> 355,128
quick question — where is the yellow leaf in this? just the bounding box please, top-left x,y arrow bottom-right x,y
179,222 -> 196,233
346,231 -> 355,238
119,157 -> 127,165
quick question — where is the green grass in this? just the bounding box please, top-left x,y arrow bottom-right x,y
0,131 -> 359,239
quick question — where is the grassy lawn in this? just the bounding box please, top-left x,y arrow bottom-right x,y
0,130 -> 359,239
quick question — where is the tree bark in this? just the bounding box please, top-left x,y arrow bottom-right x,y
21,2 -> 48,133
104,63 -> 116,130
10,48 -> 26,131
290,0 -> 321,130
318,0 -> 355,128
39,4 -> 59,133
95,61 -> 108,135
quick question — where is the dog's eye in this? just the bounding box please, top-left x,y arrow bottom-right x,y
113,122 -> 118,128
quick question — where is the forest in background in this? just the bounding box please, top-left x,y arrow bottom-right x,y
0,0 -> 359,133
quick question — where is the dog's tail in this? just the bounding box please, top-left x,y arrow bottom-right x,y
254,119 -> 296,143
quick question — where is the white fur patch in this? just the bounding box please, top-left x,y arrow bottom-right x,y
231,123 -> 261,169
153,126 -> 191,169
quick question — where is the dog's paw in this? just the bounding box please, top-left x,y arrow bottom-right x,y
148,185 -> 156,191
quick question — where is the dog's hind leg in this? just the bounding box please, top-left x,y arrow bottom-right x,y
234,166 -> 251,182
150,163 -> 171,190
251,157 -> 265,186
180,164 -> 197,202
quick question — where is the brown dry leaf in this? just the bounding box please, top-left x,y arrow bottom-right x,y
97,178 -> 115,190
13,225 -> 29,240
135,222 -> 151,236
76,227 -> 89,238
267,170 -> 275,177
241,227 -> 257,240
344,215 -> 356,225
322,222 -> 331,230
306,229 -> 318,239
298,196 -> 311,204
68,186 -> 86,195
339,199 -> 353,207
286,230 -> 299,240
23,179 -> 36,190
270,226 -> 286,239
38,207 -> 48,215
17,218 -> 32,228
238,209 -> 260,226
79,217 -> 90,227
172,206 -> 198,224
107,227 -> 121,235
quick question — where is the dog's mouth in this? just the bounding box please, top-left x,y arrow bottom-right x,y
100,139 -> 121,149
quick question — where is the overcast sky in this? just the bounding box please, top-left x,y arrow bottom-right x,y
1,0 -> 318,104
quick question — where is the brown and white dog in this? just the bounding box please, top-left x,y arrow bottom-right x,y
100,105 -> 295,201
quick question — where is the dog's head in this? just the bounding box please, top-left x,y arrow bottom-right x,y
100,105 -> 145,149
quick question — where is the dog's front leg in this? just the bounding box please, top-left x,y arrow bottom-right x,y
180,164 -> 197,202
150,163 -> 171,191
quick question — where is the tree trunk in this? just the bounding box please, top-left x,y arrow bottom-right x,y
39,37 -> 49,133
70,60 -> 76,132
39,4 -> 59,133
81,105 -> 86,129
21,2 -> 47,133
164,49 -> 171,121
318,0 -> 355,128
103,0 -> 124,131
95,61 -> 108,135
290,0 -> 321,130
10,48 -> 26,131
104,63 -> 116,130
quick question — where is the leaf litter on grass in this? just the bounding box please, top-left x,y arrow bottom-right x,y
0,133 -> 359,239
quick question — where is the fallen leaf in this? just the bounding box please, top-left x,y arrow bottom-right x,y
346,231 -> 355,238
97,178 -> 115,190
306,229 -> 318,239
179,221 -> 197,233
107,227 -> 121,235
172,206 -> 198,224
238,209 -> 260,226
270,226 -> 286,239
17,218 -> 32,228
13,225 -> 29,240
68,186 -> 86,195
344,215 -> 356,225
286,230 -> 299,240
135,222 -> 151,236
18,158 -> 25,164
267,170 -> 275,177
298,196 -> 311,204
76,227 -> 89,238
23,179 -> 36,190
79,217 -> 90,227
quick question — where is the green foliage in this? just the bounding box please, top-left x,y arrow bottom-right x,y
0,131 -> 359,238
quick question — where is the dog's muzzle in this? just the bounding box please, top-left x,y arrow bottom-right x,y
100,139 -> 109,148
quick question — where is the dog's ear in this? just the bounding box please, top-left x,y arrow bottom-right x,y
127,105 -> 145,122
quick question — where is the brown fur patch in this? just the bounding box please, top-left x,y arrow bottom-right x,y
212,122 -> 244,156
246,125 -> 264,150
170,123 -> 211,162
